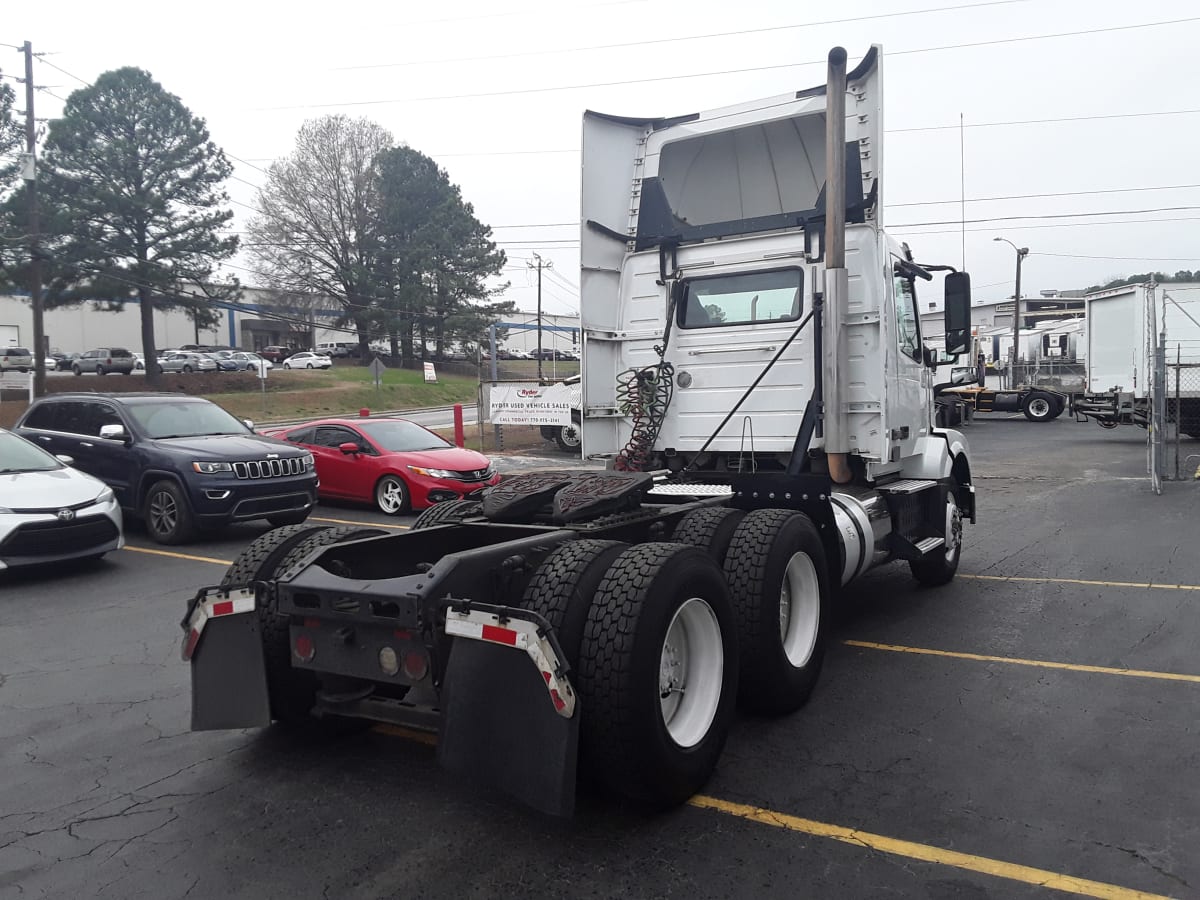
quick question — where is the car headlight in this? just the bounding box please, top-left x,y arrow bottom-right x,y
96,486 -> 115,503
302,452 -> 315,471
192,461 -> 233,474
0,507 -> 11,514
407,465 -> 457,479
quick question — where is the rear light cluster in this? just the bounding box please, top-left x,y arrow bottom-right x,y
291,623 -> 429,682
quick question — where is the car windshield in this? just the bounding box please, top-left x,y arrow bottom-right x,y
358,420 -> 452,452
0,430 -> 60,473
125,400 -> 249,439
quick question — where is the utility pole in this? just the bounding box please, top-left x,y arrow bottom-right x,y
994,237 -> 1029,389
528,252 -> 552,382
20,41 -> 46,397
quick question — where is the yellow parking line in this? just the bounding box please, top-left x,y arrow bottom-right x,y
689,795 -> 1170,900
961,573 -> 1200,591
310,516 -> 409,530
844,640 -> 1200,684
124,545 -> 233,566
372,723 -> 438,746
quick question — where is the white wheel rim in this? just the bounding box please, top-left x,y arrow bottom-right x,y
1029,398 -> 1050,417
779,552 -> 821,668
944,494 -> 963,563
377,478 -> 405,513
659,597 -> 723,748
562,423 -> 581,448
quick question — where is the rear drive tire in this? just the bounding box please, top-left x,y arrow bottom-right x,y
909,486 -> 964,587
144,479 -> 195,545
1022,391 -> 1055,421
183,365 -> 193,374
723,509 -> 830,715
522,540 -> 627,669
670,507 -> 746,566
576,543 -> 738,807
411,498 -> 482,529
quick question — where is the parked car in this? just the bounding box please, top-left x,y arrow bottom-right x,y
0,427 -> 124,570
14,393 -> 317,544
203,352 -> 240,373
0,347 -> 33,372
227,351 -> 272,372
281,351 -> 332,370
262,417 -> 500,514
259,346 -> 293,364
159,352 -> 217,374
131,352 -> 145,371
315,341 -> 355,358
56,352 -> 83,371
72,348 -> 136,376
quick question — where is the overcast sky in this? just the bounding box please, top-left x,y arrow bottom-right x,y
5,0 -> 1199,316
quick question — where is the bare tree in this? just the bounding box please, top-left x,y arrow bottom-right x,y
247,115 -> 393,362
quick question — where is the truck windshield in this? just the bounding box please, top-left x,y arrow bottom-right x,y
126,401 -> 250,439
678,269 -> 802,329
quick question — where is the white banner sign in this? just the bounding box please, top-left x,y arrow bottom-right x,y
423,361 -> 437,383
489,382 -> 577,426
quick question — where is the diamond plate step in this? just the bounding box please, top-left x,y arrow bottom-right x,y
876,478 -> 938,495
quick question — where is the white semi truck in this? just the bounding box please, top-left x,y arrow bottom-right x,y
182,46 -> 976,816
1072,281 -> 1200,434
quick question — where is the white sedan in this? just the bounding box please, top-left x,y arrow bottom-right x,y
282,352 -> 333,370
0,428 -> 124,570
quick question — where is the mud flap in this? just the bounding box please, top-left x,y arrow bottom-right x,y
190,613 -> 271,731
438,639 -> 579,817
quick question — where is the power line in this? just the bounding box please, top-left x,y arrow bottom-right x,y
892,182 -> 1200,208
333,0 -> 1028,71
254,17 -> 1200,110
892,205 -> 1200,229
891,108 -> 1200,133
1032,252 -> 1200,263
900,214 -> 1200,236
33,55 -> 89,88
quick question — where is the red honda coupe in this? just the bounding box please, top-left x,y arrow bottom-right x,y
263,417 -> 500,514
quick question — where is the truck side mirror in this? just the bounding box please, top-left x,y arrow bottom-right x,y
944,272 -> 971,356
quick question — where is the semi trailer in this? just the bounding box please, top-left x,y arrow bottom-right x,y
183,46 -> 976,816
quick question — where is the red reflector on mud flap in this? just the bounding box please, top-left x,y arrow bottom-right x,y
183,628 -> 201,661
211,600 -> 234,617
481,624 -> 518,646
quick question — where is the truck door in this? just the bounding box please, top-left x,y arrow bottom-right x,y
888,260 -> 926,456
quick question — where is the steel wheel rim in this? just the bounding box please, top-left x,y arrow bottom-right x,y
377,478 -> 405,513
779,552 -> 821,668
944,494 -> 963,563
149,490 -> 177,536
561,423 -> 581,448
1029,398 -> 1050,418
659,597 -> 723,748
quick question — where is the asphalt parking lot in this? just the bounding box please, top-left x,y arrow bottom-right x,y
2,417 -> 1198,899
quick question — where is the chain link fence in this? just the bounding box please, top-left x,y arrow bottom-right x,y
1157,341 -> 1200,482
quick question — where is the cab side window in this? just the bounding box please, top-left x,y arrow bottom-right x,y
892,269 -> 922,361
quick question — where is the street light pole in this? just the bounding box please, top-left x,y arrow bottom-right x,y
994,237 -> 1029,388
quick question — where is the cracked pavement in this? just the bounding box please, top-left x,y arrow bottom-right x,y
1,427 -> 1198,899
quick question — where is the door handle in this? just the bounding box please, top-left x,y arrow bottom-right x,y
80,442 -> 94,448
687,345 -> 778,356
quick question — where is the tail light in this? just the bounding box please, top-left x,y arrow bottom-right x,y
403,651 -> 429,681
106,357 -> 112,365
294,634 -> 315,662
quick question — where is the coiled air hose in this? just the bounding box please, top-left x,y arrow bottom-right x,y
612,361 -> 674,472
